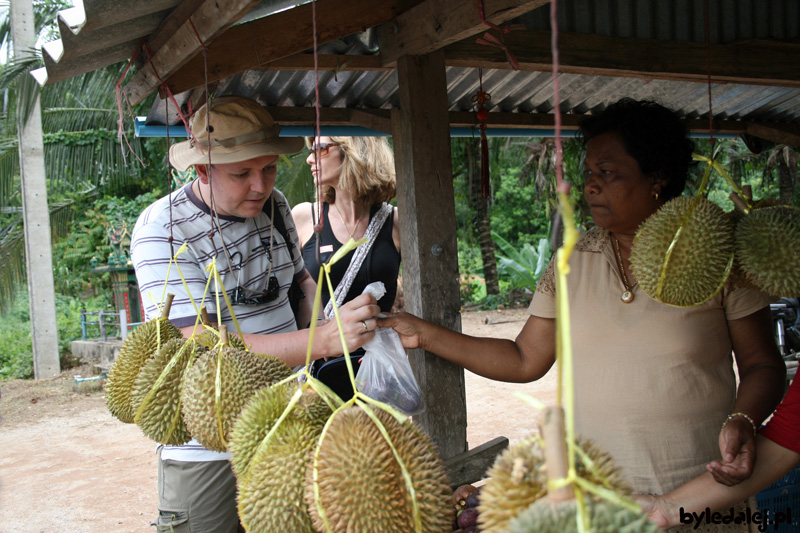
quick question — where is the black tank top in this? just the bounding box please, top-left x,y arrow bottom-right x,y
302,203 -> 400,313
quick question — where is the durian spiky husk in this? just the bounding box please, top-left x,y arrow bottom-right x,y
194,328 -> 247,350
305,406 -> 453,532
478,437 -> 630,533
735,205 -> 800,297
507,497 -> 659,533
630,197 -> 735,307
234,385 -> 333,533
181,346 -> 292,452
130,337 -> 196,445
105,317 -> 182,423
229,383 -> 334,480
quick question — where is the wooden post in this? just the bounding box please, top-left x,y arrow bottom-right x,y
11,0 -> 60,379
392,50 -> 466,459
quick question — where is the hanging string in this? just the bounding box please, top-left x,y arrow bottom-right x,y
311,0 -> 325,267
550,0 -> 568,195
141,41 -> 203,150
200,36 -> 219,245
165,98 -> 175,259
704,0 -> 715,148
114,38 -> 146,166
472,68 -> 492,198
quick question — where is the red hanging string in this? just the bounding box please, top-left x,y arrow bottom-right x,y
704,0 -> 715,148
476,0 -> 520,70
472,68 -> 492,198
140,40 -> 203,151
550,0 -> 569,195
115,38 -> 146,166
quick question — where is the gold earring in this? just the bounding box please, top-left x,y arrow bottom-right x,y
653,192 -> 660,200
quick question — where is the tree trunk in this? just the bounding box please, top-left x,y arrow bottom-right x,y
465,138 -> 499,295
777,147 -> 797,205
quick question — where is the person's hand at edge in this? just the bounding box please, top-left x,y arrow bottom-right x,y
710,417 -> 756,485
375,312 -> 425,350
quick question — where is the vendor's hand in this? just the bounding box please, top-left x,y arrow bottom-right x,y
375,312 -> 424,350
632,494 -> 671,529
710,418 -> 756,485
319,294 -> 379,356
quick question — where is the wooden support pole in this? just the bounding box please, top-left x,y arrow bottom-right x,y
11,0 -> 60,379
392,50 -> 466,459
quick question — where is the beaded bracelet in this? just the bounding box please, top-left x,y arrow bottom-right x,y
721,412 -> 757,436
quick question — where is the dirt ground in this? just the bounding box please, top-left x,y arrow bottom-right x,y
0,309 -> 556,533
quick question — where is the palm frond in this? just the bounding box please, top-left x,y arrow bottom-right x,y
0,53 -> 42,91
0,225 -> 25,313
276,150 -> 316,206
0,199 -> 74,314
0,140 -> 19,207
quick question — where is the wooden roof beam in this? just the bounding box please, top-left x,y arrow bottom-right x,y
266,107 -> 392,135
377,0 -> 549,67
444,30 -> 800,88
264,108 -> 749,137
261,54 -> 390,71
745,122 -> 800,150
123,0 -> 266,105
150,0 -> 423,102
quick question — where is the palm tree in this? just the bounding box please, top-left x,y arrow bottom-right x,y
0,1 -> 152,312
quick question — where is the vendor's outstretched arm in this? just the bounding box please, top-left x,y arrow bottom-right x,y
640,435 -> 800,529
376,312 -> 556,383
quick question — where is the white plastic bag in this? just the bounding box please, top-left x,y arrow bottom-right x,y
355,282 -> 425,415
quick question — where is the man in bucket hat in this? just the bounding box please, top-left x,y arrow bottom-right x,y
131,96 -> 379,532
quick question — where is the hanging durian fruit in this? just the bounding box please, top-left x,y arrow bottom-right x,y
229,383 -> 336,479
181,325 -> 292,452
305,406 -> 453,532
630,197 -> 734,307
233,383 -> 335,533
193,305 -> 247,350
507,496 -> 659,533
497,407 -> 655,533
477,436 -> 630,532
105,294 -> 182,423
130,337 -> 195,445
735,205 -> 800,297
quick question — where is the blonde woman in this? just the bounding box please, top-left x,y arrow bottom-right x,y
292,136 -> 401,398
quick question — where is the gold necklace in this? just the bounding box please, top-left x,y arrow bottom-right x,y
613,235 -> 635,304
333,202 -> 362,241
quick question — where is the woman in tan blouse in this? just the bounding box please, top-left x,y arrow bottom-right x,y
378,98 -> 785,525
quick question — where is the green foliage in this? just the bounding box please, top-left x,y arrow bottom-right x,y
0,290 -> 33,379
493,231 -> 552,292
276,150 -> 316,206
489,168 -> 549,245
52,191 -> 163,296
0,289 -> 107,380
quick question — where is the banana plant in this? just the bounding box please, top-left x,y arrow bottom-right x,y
492,230 -> 552,292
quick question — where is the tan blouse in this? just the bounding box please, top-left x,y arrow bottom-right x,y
529,227 -> 773,498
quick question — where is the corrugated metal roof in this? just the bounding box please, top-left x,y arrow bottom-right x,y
35,0 -> 800,133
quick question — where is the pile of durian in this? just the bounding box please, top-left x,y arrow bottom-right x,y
105,296 -> 455,532
630,186 -> 800,306
231,382 -> 454,531
105,298 -> 292,450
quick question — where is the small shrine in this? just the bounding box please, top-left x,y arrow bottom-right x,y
90,220 -> 143,330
